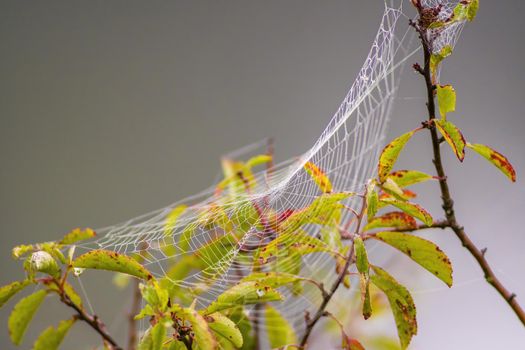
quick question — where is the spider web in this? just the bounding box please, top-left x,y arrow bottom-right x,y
73,0 -> 469,345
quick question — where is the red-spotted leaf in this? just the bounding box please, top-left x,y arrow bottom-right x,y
435,119 -> 466,161
467,143 -> 516,182
372,232 -> 453,286
436,85 -> 456,119
304,161 -> 332,193
72,250 -> 153,280
381,177 -> 406,200
378,130 -> 418,183
370,266 -> 417,350
387,170 -> 435,188
364,212 -> 417,232
380,199 -> 433,226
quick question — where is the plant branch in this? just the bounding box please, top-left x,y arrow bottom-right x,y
415,21 -> 525,326
299,193 -> 366,348
127,278 -> 142,350
54,279 -> 122,349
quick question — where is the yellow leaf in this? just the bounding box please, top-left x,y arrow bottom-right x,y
304,161 -> 333,193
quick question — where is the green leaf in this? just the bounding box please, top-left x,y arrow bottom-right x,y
12,244 -> 35,259
45,281 -> 83,308
206,312 -> 243,348
354,236 -> 369,276
467,143 -> 516,182
245,154 -> 272,168
240,272 -> 302,289
33,318 -> 76,350
436,85 -> 456,119
8,289 -> 47,345
0,280 -> 31,309
386,170 -> 434,188
258,229 -> 332,264
228,307 -> 255,350
370,266 -> 417,350
372,232 -> 453,287
304,161 -> 333,193
435,117 -> 466,162
454,0 -> 479,22
166,340 -> 187,350
59,228 -> 96,245
430,46 -> 452,77
172,306 -> 217,350
140,282 -> 169,310
378,130 -> 418,183
467,0 -> 479,21
265,305 -> 297,348
381,177 -> 408,200
364,212 -> 417,232
164,205 -> 188,237
135,304 -> 156,320
366,181 -> 379,219
380,199 -> 433,226
354,236 -> 372,319
281,192 -> 353,230
138,320 -> 169,350
73,249 -> 153,280
202,281 -> 283,315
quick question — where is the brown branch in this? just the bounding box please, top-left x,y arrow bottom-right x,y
252,303 -> 262,350
127,278 -> 142,350
299,193 -> 366,348
414,19 -> 525,326
55,280 -> 122,349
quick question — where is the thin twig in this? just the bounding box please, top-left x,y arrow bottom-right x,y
414,17 -> 525,326
299,193 -> 367,347
127,278 -> 142,350
54,279 -> 122,349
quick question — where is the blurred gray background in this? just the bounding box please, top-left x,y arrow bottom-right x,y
1,0 -> 524,349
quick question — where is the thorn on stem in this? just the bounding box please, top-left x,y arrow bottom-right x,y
481,247 -> 488,257
509,293 -> 517,302
413,63 -> 425,75
304,311 -> 311,325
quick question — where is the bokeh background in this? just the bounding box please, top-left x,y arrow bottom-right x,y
1,0 -> 524,349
